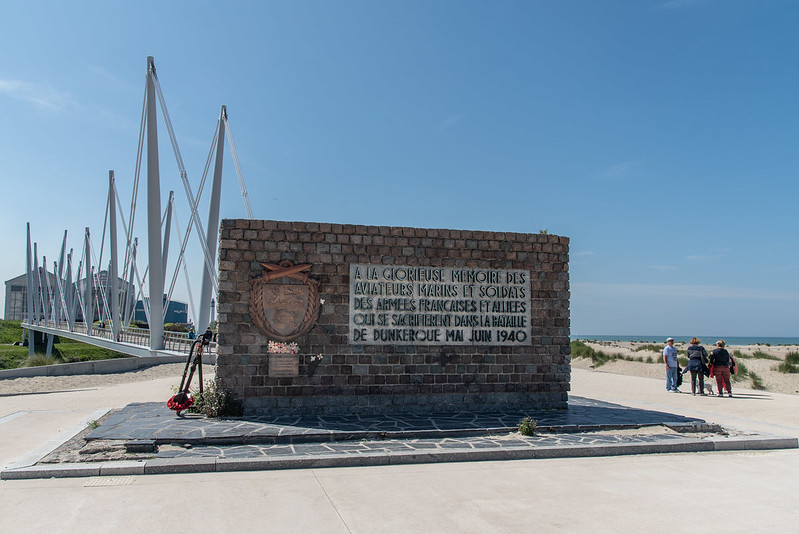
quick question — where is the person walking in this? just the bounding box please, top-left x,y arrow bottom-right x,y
710,339 -> 733,397
663,337 -> 680,392
684,337 -> 709,395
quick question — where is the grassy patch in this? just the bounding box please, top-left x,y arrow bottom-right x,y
0,320 -> 25,344
569,342 -> 632,367
0,345 -> 29,370
634,344 -> 663,353
776,352 -> 799,374
570,340 -> 594,359
0,320 -> 127,370
52,343 -> 127,363
751,351 -> 780,361
732,360 -> 749,382
21,354 -> 60,367
749,371 -> 766,390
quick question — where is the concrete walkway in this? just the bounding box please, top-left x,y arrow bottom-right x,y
2,368 -> 799,533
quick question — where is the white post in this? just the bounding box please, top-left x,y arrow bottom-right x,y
25,223 -> 34,355
124,238 -> 137,327
84,228 -> 93,335
198,105 -> 225,332
56,231 -> 67,328
66,249 -> 76,330
33,243 -> 41,325
109,171 -> 120,342
146,56 -> 164,350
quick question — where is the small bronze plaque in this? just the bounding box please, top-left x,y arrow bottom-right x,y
269,353 -> 299,377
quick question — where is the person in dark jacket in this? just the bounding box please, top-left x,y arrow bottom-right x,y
684,337 -> 709,395
710,339 -> 733,397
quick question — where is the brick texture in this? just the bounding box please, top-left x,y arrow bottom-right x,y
216,219 -> 570,415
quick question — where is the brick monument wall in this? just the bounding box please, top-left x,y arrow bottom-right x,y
215,219 -> 570,415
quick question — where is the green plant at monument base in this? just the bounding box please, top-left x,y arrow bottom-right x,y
518,417 -> 537,436
189,380 -> 244,418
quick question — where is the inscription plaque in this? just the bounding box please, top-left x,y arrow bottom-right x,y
268,353 -> 300,377
349,264 -> 532,345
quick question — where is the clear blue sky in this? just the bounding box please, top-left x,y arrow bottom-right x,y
1,0 -> 797,336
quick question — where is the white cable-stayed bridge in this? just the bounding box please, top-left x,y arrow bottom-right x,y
21,57 -> 253,359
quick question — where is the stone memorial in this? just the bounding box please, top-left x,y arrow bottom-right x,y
215,220 -> 570,415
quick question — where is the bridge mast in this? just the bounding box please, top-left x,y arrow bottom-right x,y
197,105 -> 226,333
146,56 -> 164,350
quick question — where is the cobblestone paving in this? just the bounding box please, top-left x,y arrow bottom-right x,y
156,429 -> 701,461
10,395 -> 795,479
87,396 -> 706,446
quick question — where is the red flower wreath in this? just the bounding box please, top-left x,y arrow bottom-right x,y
167,392 -> 194,414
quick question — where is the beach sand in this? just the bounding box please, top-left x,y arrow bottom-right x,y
572,340 -> 799,395
1,342 -> 797,395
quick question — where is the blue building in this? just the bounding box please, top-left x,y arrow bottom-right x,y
134,295 -> 188,325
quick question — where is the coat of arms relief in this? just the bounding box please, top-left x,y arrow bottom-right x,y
249,261 -> 321,342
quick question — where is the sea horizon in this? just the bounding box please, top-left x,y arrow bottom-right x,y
571,334 -> 799,346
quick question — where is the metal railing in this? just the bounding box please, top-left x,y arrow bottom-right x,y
31,319 -> 215,355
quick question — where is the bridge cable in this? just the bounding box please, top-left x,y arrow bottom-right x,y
151,72 -> 218,288
223,113 -> 254,219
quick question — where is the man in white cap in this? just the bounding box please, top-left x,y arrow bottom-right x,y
663,337 -> 680,392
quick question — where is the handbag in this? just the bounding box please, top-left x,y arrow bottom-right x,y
730,356 -> 737,375
676,368 -> 683,387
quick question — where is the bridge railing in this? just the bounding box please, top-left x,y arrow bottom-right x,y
31,320 -> 216,355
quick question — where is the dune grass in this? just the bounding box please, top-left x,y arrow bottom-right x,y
775,352 -> 799,374
634,344 -> 663,353
751,350 -> 781,360
571,340 -> 645,367
749,371 -> 766,390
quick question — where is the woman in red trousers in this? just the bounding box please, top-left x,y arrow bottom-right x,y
710,340 -> 733,397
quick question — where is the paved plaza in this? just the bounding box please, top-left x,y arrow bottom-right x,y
2,368 -> 799,532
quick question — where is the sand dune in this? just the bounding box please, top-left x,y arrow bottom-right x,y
572,340 -> 799,395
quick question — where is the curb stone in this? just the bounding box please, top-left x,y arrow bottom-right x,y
3,432 -> 796,480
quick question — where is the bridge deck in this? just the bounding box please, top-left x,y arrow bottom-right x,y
22,322 -> 216,359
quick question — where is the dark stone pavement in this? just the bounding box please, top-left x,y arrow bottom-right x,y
4,395 -> 796,479
86,396 -> 708,446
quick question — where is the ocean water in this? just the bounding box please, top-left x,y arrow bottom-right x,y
571,335 -> 799,346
